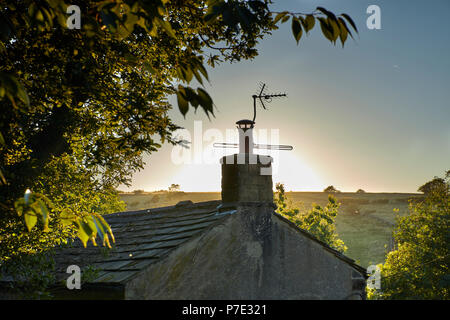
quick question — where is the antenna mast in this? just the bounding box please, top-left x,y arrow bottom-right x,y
252,83 -> 287,122
213,83 -> 293,153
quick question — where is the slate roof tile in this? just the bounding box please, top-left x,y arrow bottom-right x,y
51,200 -> 227,284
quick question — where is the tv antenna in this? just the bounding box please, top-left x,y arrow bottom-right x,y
213,83 -> 292,154
252,82 -> 287,122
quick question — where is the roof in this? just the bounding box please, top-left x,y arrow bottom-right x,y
49,201 -> 366,284
51,200 -> 232,285
2,199 -> 367,295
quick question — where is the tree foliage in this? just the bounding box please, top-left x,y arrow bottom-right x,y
274,182 -> 291,215
369,172 -> 450,299
418,176 -> 448,195
275,183 -> 347,253
0,154 -> 125,262
0,1 -> 357,262
168,183 -> 180,192
0,250 -> 56,299
323,185 -> 339,193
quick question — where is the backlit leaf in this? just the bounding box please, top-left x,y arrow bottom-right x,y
291,18 -> 302,44
0,169 -> 6,185
185,87 -> 200,109
76,221 -> 90,248
317,6 -> 338,26
338,17 -> 353,40
176,87 -> 189,117
197,87 -> 214,116
327,17 -> 340,42
305,15 -> 315,32
338,18 -> 348,46
273,11 -> 288,24
318,17 -> 333,42
341,13 -> 358,33
281,15 -> 290,24
38,199 -> 50,231
24,211 -> 38,232
93,213 -> 115,244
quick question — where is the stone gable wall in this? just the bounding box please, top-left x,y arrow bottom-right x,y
125,205 -> 365,299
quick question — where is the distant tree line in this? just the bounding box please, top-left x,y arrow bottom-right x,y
323,186 -> 366,193
323,185 -> 340,193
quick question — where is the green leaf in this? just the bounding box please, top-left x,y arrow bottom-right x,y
92,213 -> 115,246
273,11 -> 288,24
327,17 -> 340,43
92,215 -> 105,242
197,88 -> 214,116
192,68 -> 204,85
85,216 -> 98,246
183,66 -> 193,83
195,61 -> 209,83
299,16 -> 308,31
177,63 -> 193,83
24,211 -> 38,232
37,199 -> 50,231
338,18 -> 348,47
280,15 -> 290,24
185,87 -> 200,109
291,18 -> 303,44
14,198 -> 25,216
0,169 -> 6,185
316,7 -> 329,15
317,7 -> 337,23
80,219 -> 94,237
318,17 -> 334,42
338,17 -> 353,40
15,82 -> 30,105
176,86 -> 189,117
305,15 -> 315,32
341,13 -> 358,33
103,233 -> 112,248
75,221 -> 90,248
76,218 -> 97,247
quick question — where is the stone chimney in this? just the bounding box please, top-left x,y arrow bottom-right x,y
220,154 -> 273,205
219,120 -> 274,207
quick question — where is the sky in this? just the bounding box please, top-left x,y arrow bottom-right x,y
120,0 -> 450,193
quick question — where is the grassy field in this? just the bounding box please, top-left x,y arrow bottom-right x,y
119,191 -> 422,268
